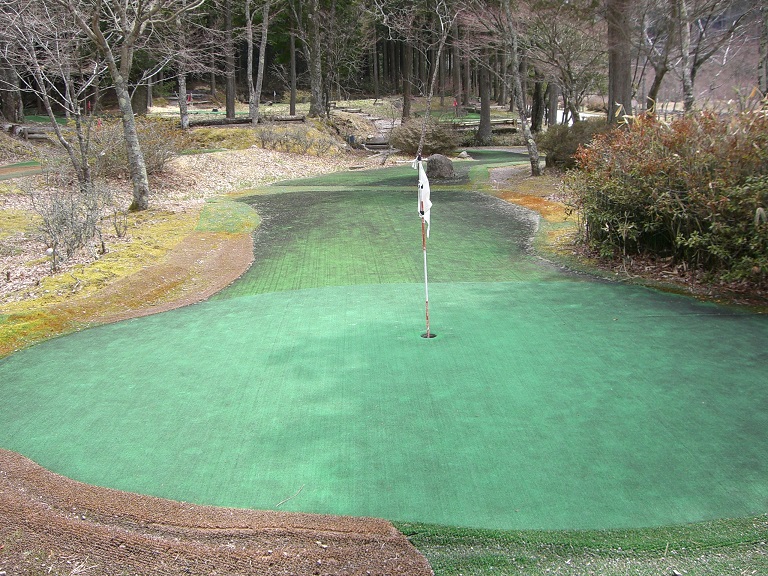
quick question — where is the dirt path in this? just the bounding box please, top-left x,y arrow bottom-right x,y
0,449 -> 433,575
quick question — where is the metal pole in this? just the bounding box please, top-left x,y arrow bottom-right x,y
421,208 -> 430,338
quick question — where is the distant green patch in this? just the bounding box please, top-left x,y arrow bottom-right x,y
23,115 -> 67,125
0,161 -> 42,181
196,198 -> 260,234
274,165 -> 417,189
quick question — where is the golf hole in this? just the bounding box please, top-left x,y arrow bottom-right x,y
421,332 -> 437,339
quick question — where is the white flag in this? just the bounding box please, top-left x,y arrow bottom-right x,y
415,159 -> 432,237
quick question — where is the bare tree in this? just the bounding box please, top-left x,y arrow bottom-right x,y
373,0 -> 460,156
0,0 -> 102,193
526,8 -> 606,123
51,0 -> 203,211
667,0 -> 757,111
462,0 -> 541,175
288,0 -> 325,116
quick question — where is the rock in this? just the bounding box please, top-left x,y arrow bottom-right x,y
426,154 -> 455,179
457,150 -> 470,159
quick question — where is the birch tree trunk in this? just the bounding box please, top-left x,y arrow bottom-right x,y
254,1 -> 271,123
502,0 -> 540,176
178,73 -> 190,130
676,0 -> 695,112
246,0 -> 257,125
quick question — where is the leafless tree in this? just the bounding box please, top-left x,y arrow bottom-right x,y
0,0 -> 103,193
50,0 -> 204,210
373,0 -> 461,157
526,7 -> 606,123
640,0 -> 754,112
461,0 -> 541,175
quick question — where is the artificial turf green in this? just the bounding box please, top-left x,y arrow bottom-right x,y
2,155 -> 768,532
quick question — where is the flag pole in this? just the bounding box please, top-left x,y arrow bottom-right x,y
416,154 -> 432,339
421,201 -> 430,338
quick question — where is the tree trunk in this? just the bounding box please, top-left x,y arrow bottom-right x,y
547,82 -> 559,126
253,1 -> 271,123
761,3 -> 768,96
246,0 -> 256,125
676,0 -> 694,111
290,30 -> 297,116
451,22 -> 461,103
402,42 -> 412,121
178,73 -> 190,129
531,80 -> 545,133
439,43 -> 445,106
176,3 -> 190,130
0,64 -> 23,122
114,75 -> 150,211
646,65 -> 667,111
607,0 -> 633,122
373,33 -> 380,100
306,0 -> 325,117
225,0 -> 236,119
503,0 -> 540,176
463,44 -> 471,105
478,60 -> 492,144
498,49 -> 508,106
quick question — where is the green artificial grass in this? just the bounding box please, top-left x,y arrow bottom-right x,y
0,161 -> 42,181
397,516 -> 768,575
2,160 -> 768,533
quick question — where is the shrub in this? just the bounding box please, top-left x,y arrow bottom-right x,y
566,111 -> 768,284
91,117 -> 187,178
389,119 -> 459,156
536,119 -> 612,168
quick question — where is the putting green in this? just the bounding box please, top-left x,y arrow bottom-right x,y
2,164 -> 768,531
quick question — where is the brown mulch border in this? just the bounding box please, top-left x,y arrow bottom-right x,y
0,449 -> 433,575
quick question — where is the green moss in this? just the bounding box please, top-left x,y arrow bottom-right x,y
196,198 -> 260,234
0,209 -> 37,240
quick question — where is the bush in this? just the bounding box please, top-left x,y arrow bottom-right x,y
537,119 -> 612,168
389,119 -> 459,156
566,111 -> 768,284
91,117 -> 187,178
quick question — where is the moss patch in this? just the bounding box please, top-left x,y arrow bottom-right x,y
0,208 -> 203,355
0,209 -> 37,240
196,198 -> 260,234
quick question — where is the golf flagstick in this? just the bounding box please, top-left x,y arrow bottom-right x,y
415,155 -> 433,338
